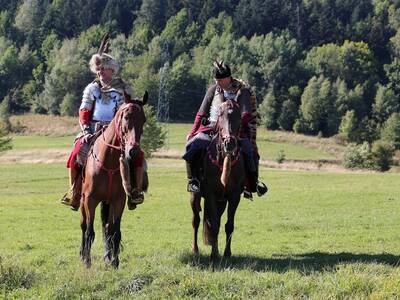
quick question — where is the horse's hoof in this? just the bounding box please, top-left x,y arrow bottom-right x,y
223,250 -> 231,258
70,205 -> 79,211
85,260 -> 91,268
111,258 -> 119,269
210,252 -> 220,261
127,200 -> 137,210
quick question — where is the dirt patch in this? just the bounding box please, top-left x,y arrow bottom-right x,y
2,148 -> 392,173
0,149 -> 70,164
10,114 -> 79,136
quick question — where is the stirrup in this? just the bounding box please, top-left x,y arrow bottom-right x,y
127,197 -> 137,211
243,190 -> 253,201
187,178 -> 200,193
128,190 -> 144,205
256,181 -> 268,197
60,191 -> 79,211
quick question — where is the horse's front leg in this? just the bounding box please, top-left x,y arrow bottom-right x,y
223,194 -> 240,258
80,196 -> 87,262
101,202 -> 112,264
204,194 -> 224,261
190,192 -> 201,254
82,196 -> 96,268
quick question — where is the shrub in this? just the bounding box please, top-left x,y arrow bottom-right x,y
141,105 -> 166,157
343,141 -> 394,171
380,112 -> 400,150
371,140 -> 394,171
343,143 -> 368,169
275,149 -> 286,164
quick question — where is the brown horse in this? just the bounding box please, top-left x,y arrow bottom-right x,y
190,100 -> 245,260
80,92 -> 148,269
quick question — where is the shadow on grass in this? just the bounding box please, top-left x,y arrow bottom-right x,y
179,251 -> 400,273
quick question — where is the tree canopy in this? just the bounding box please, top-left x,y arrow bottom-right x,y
1,0 -> 400,145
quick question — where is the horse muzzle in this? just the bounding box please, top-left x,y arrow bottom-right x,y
223,136 -> 237,155
125,143 -> 140,160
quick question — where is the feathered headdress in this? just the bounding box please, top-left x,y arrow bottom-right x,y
213,60 -> 231,79
89,33 -> 118,74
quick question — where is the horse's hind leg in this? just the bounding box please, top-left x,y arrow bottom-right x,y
190,192 -> 201,254
223,195 -> 240,258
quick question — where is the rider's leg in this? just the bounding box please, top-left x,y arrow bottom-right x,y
62,141 -> 83,210
183,133 -> 210,194
186,157 -> 200,193
61,163 -> 81,210
240,138 -> 256,199
253,156 -> 268,196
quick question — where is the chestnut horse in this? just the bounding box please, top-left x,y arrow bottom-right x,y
190,100 -> 245,259
80,92 -> 147,269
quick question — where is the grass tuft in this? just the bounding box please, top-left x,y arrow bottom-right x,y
0,258 -> 36,292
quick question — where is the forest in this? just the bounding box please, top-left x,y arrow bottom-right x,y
0,0 -> 400,151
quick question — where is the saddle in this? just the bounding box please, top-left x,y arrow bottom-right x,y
76,128 -> 104,167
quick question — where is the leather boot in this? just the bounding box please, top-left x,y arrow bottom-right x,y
254,159 -> 268,197
60,166 -> 81,211
186,160 -> 200,193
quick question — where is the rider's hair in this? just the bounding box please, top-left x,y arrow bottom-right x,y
89,53 -> 119,74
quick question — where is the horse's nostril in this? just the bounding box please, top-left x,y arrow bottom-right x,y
129,147 -> 139,158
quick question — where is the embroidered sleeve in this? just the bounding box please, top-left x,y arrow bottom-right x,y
198,85 -> 217,116
238,88 -> 252,115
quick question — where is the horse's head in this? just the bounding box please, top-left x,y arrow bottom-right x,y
117,91 -> 148,160
216,100 -> 241,156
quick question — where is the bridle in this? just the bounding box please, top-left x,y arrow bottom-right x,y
101,102 -> 143,156
208,100 -> 241,170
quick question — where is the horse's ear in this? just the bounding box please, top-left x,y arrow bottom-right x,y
142,91 -> 148,105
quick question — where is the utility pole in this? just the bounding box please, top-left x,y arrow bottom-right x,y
157,41 -> 170,123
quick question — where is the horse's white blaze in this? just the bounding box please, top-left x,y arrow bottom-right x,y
220,155 -> 231,187
119,157 -> 132,195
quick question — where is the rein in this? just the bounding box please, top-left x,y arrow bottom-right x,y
101,102 -> 140,152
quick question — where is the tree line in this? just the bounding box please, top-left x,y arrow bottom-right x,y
1,0 -> 400,157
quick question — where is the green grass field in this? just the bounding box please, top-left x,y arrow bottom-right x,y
1,158 -> 400,299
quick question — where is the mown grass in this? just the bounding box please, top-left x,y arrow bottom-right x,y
9,135 -> 75,150
1,160 -> 400,298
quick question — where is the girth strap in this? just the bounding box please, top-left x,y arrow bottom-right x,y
92,152 -> 120,202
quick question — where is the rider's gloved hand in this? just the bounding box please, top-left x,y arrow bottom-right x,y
81,125 -> 92,143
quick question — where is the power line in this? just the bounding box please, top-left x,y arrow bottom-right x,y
157,41 -> 170,123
